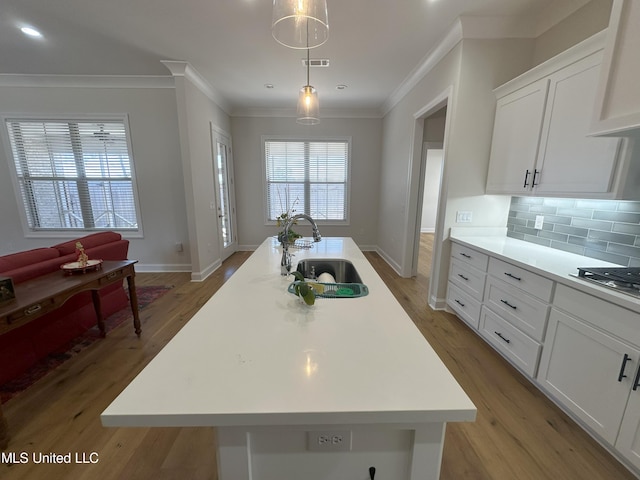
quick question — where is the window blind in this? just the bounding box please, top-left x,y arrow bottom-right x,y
265,139 -> 348,221
6,119 -> 139,231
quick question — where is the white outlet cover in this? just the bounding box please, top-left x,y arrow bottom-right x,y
534,215 -> 544,230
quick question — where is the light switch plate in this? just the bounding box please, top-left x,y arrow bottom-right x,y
535,215 -> 544,230
456,211 -> 473,223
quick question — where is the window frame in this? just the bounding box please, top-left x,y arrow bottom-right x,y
1,113 -> 144,239
261,135 -> 351,226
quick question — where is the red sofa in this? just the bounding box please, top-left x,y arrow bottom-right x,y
0,232 -> 130,385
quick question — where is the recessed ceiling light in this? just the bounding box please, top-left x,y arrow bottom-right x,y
336,84 -> 348,90
21,26 -> 42,38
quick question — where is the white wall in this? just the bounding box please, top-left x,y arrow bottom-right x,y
378,38 -> 535,302
230,116 -> 382,249
171,75 -> 232,279
0,83 -> 191,271
420,149 -> 443,233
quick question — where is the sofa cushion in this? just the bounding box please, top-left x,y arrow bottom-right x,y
0,248 -> 60,273
52,231 -> 122,256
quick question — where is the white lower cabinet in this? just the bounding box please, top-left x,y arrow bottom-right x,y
617,392 -> 640,471
537,307 -> 638,444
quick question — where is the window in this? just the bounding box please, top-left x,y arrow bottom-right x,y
264,138 -> 349,222
5,118 -> 140,232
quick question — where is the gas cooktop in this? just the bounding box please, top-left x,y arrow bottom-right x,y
574,267 -> 640,299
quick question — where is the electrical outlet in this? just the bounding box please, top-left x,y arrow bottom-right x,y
307,430 -> 352,452
456,211 -> 473,223
534,215 -> 544,230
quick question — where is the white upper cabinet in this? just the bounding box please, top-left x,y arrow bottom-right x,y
486,32 -> 638,199
590,0 -> 640,136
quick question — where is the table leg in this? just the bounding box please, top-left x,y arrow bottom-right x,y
0,403 -> 9,450
126,274 -> 141,336
91,290 -> 106,337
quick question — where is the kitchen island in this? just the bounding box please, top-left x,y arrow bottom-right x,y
101,237 -> 476,479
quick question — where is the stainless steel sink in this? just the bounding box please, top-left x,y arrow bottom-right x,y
295,258 -> 363,284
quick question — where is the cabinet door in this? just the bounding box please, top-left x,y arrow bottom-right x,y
617,388 -> 640,471
486,78 -> 548,194
538,308 -> 638,444
591,0 -> 640,135
534,52 -> 621,195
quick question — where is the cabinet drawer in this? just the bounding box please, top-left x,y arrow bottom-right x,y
480,306 -> 542,378
451,243 -> 489,272
488,257 -> 553,301
484,277 -> 550,342
447,282 -> 482,329
449,258 -> 486,301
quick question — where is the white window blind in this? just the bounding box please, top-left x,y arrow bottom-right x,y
6,119 -> 140,231
265,139 -> 349,222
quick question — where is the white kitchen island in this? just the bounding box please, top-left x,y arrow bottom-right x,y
101,237 -> 476,479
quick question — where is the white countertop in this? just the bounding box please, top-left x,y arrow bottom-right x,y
102,237 -> 476,428
450,234 -> 640,313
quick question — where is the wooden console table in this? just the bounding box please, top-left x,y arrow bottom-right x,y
0,259 -> 140,449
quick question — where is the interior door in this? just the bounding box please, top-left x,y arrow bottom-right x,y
211,126 -> 237,261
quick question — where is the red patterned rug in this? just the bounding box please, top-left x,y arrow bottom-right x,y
0,285 -> 173,404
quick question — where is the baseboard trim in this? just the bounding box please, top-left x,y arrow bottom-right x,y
191,259 -> 222,282
135,263 -> 192,273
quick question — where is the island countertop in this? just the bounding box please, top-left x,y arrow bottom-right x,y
101,237 -> 476,428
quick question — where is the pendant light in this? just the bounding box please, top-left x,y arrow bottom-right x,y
272,0 -> 329,49
297,48 -> 320,125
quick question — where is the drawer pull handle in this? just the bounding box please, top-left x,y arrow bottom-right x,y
500,299 -> 517,310
504,272 -> 522,281
619,353 -> 632,382
455,299 -> 465,307
457,273 -> 469,281
107,272 -> 118,280
532,169 -> 540,186
633,365 -> 640,391
495,331 -> 511,344
459,253 -> 471,259
25,304 -> 42,316
523,169 -> 530,188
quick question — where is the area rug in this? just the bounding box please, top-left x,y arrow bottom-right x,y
0,285 -> 173,404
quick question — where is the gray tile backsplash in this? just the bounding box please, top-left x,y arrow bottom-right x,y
507,197 -> 640,267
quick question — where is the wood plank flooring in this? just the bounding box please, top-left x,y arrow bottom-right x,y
0,238 -> 636,479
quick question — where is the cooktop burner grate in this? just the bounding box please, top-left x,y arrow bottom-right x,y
577,267 -> 640,285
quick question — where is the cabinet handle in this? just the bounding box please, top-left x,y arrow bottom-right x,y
24,304 -> 42,316
500,299 -> 517,310
532,169 -> 540,186
460,253 -> 471,259
633,366 -> 640,391
619,353 -> 632,382
495,331 -> 511,344
504,272 -> 522,281
455,299 -> 465,307
107,271 -> 118,280
523,169 -> 531,188
457,273 -> 469,281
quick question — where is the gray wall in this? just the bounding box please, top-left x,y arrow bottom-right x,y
0,83 -> 190,271
508,196 -> 640,267
230,116 -> 382,250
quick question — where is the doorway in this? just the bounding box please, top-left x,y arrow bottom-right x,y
211,125 -> 237,261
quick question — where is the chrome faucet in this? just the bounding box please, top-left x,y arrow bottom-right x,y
279,213 -> 322,275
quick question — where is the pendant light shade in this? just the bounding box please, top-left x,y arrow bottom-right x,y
272,0 -> 329,49
297,85 -> 320,125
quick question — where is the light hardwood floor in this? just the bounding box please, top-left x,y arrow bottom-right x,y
0,238 -> 636,479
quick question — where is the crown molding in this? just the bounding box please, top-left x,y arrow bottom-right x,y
161,60 -> 231,114
0,74 -> 174,89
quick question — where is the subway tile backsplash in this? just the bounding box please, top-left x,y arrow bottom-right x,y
507,197 -> 640,267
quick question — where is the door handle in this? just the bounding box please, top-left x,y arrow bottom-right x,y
619,353 -> 632,382
532,169 -> 540,186
633,365 -> 640,391
523,169 -> 531,188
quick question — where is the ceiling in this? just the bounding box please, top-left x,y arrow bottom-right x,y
0,0 -> 592,116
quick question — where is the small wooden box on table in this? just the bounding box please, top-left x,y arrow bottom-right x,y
0,259 -> 140,449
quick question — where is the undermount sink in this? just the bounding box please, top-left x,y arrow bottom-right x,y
296,258 -> 363,284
